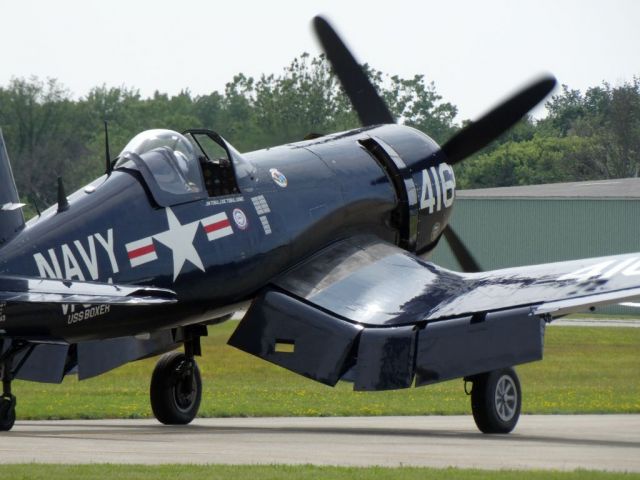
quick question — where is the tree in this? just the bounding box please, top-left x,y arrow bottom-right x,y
458,135 -> 606,189
383,74 -> 457,144
0,77 -> 88,205
4,55 -> 633,205
540,79 -> 640,178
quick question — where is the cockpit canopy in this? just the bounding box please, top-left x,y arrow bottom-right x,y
115,129 -> 253,207
117,129 -> 203,197
119,129 -> 196,160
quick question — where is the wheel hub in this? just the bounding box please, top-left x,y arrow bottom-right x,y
494,374 -> 517,422
173,362 -> 198,413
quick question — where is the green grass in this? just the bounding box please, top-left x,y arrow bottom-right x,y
12,322 -> 640,420
0,465 -> 637,480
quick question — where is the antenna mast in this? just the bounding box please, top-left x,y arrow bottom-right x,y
104,121 -> 113,175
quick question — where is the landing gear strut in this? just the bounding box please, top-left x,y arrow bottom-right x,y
469,367 -> 521,434
0,341 -> 31,432
150,333 -> 203,425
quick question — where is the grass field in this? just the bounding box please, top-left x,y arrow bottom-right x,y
0,465 -> 638,480
12,322 -> 640,420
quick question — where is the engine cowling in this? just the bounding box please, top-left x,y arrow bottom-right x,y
363,124 -> 455,255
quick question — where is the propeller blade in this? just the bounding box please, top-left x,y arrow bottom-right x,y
313,16 -> 394,126
443,225 -> 482,273
441,76 -> 556,164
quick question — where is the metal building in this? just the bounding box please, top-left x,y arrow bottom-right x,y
430,178 -> 640,314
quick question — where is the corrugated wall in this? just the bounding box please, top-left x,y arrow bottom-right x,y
429,198 -> 640,314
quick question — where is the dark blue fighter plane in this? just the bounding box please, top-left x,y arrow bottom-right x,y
0,17 -> 638,434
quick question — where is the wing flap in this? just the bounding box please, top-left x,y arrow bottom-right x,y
229,290 -> 362,386
415,308 -> 543,386
230,288 -> 545,391
3,329 -> 181,384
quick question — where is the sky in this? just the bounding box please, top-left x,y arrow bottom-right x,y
1,0 -> 638,122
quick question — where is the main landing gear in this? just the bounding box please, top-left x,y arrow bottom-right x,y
0,341 -> 32,432
150,331 -> 203,425
467,367 -> 522,434
0,386 -> 16,432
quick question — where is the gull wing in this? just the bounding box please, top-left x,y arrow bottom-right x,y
229,235 -> 640,391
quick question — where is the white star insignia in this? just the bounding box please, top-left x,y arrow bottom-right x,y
153,208 -> 205,281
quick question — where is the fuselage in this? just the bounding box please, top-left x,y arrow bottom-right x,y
0,124 -> 454,342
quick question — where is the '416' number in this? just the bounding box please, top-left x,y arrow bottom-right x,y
419,163 -> 455,213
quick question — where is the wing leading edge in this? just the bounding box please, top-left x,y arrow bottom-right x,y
272,236 -> 640,325
0,275 -> 176,305
229,235 -> 640,391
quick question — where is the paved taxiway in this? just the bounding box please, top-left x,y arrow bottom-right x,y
0,415 -> 638,471
551,318 -> 640,328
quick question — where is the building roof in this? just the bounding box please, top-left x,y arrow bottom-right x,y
458,178 -> 640,200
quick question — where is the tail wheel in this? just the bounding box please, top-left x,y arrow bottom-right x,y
150,351 -> 202,425
471,367 -> 521,434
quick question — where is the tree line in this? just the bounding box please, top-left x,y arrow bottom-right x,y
0,53 -> 638,208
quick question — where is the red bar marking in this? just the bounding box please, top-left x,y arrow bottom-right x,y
204,219 -> 230,233
128,244 -> 155,259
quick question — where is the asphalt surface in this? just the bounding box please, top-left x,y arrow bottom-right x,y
0,415 -> 638,471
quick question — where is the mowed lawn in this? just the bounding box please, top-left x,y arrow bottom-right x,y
0,465 -> 637,480
12,322 -> 640,420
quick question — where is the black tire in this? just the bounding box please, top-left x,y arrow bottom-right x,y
150,351 -> 201,425
0,395 -> 16,432
470,367 -> 521,434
